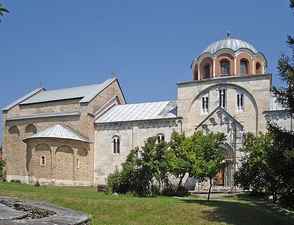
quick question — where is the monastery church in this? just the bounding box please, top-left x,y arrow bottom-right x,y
2,36 -> 292,189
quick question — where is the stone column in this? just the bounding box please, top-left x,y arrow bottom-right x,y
51,146 -> 57,184
234,57 -> 237,75
73,147 -> 78,183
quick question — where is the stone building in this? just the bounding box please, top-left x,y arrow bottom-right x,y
2,35 -> 291,189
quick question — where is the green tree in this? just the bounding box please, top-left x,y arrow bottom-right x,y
0,160 -> 5,180
166,132 -> 192,190
0,3 -> 9,21
235,130 -> 294,205
107,136 -> 169,196
188,131 -> 226,201
273,0 -> 294,113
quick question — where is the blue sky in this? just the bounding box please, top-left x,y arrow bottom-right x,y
0,0 -> 293,138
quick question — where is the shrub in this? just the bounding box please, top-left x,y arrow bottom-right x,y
0,160 -> 5,180
162,184 -> 189,197
10,179 -> 21,184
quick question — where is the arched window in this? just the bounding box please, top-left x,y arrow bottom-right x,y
203,64 -> 211,79
25,124 -> 37,134
256,62 -> 262,74
220,59 -> 230,76
240,59 -> 249,75
157,134 -> 165,143
113,136 -> 120,154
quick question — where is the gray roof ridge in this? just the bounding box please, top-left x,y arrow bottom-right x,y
2,88 -> 45,111
111,100 -> 174,107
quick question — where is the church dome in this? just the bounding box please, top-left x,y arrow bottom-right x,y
203,37 -> 258,55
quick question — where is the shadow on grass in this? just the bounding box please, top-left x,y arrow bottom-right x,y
180,198 -> 294,225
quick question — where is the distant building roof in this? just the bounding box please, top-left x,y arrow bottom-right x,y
96,101 -> 177,124
23,124 -> 89,143
21,78 -> 116,105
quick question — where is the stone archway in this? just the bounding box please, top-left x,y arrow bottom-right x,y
55,145 -> 74,181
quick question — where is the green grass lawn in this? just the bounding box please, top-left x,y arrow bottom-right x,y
0,182 -> 293,225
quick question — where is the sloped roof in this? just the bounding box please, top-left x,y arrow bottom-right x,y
96,101 -> 177,123
2,88 -> 44,111
20,78 -> 116,105
23,124 -> 89,143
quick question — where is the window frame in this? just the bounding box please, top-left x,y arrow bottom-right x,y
218,88 -> 226,109
240,59 -> 249,75
112,136 -> 120,154
40,155 -> 46,167
236,91 -> 244,112
201,95 -> 209,114
203,63 -> 211,79
220,59 -> 230,76
157,133 -> 165,143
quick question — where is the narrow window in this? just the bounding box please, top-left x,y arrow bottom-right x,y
219,89 -> 226,108
240,59 -> 249,75
203,64 -> 211,79
76,158 -> 80,169
256,62 -> 262,74
113,136 -> 120,154
157,134 -> 165,143
40,156 -> 46,166
237,92 -> 244,111
202,96 -> 209,113
220,59 -> 230,75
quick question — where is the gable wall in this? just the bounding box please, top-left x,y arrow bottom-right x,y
177,75 -> 272,136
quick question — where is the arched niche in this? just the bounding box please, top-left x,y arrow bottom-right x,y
25,124 -> 37,136
31,143 -> 51,179
9,126 -> 20,136
199,57 -> 213,79
55,145 -> 74,180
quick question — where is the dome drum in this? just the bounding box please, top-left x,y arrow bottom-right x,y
192,37 -> 267,80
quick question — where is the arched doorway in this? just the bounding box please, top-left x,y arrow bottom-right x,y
214,144 -> 235,187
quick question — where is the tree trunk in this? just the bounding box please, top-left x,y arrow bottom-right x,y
273,192 -> 278,203
208,177 -> 213,201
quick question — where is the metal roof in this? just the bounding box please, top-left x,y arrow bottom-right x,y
2,88 -> 44,111
23,124 -> 89,143
203,37 -> 258,55
96,101 -> 177,123
21,78 -> 116,105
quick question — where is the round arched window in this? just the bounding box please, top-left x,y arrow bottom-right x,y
256,62 -> 262,74
240,59 -> 249,75
220,59 -> 230,76
203,64 -> 211,79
